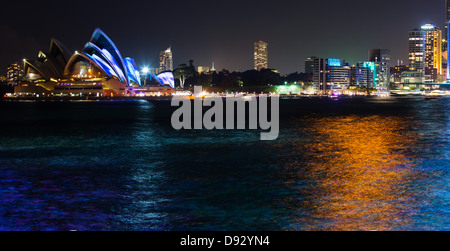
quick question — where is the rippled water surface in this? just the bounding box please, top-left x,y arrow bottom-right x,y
0,97 -> 449,231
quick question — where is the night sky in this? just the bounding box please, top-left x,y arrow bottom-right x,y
0,0 -> 446,75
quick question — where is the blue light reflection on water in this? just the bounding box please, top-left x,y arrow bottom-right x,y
0,97 -> 449,231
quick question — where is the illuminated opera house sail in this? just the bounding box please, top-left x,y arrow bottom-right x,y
16,28 -> 175,97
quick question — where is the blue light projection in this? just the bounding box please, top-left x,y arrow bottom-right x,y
361,61 -> 378,84
328,58 -> 342,67
65,28 -> 175,89
156,72 -> 175,89
90,54 -> 119,79
66,52 -> 117,79
89,28 -> 129,85
101,48 -> 127,83
124,58 -> 141,86
83,42 -> 126,83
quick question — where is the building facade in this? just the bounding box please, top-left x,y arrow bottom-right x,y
254,41 -> 268,71
6,63 -> 24,85
390,65 -> 410,84
409,24 -> 442,82
350,66 -> 374,87
159,47 -> 173,73
327,59 -> 350,88
305,57 -> 316,75
313,57 -> 327,93
445,0 -> 450,51
313,58 -> 350,94
446,0 -> 450,80
401,71 -> 425,85
369,49 -> 390,87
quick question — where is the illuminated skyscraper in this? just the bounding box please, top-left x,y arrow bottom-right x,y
254,41 -> 268,71
305,57 -> 316,75
159,47 -> 173,72
313,58 -> 350,94
446,0 -> 450,80
350,66 -> 373,87
369,49 -> 391,86
409,24 -> 442,82
6,63 -> 23,84
446,0 -> 450,41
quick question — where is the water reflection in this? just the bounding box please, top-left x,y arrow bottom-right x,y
1,99 -> 448,230
282,115 -> 420,231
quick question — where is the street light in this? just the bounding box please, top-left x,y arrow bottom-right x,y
141,67 -> 150,86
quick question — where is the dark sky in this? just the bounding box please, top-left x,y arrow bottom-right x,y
0,0 -> 446,75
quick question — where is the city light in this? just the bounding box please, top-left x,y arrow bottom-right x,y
421,24 -> 436,30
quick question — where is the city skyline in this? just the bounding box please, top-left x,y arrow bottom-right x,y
0,0 -> 447,75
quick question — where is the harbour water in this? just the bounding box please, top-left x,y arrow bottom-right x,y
0,97 -> 449,231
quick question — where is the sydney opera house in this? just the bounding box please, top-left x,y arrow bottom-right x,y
14,28 -> 175,97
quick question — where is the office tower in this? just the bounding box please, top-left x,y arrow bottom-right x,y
313,58 -> 350,94
159,47 -> 173,72
423,25 -> 442,80
6,63 -> 23,84
369,49 -> 391,86
445,0 -> 449,52
447,0 -> 450,80
446,0 -> 450,44
313,58 -> 327,93
350,66 -> 374,88
409,24 -> 442,82
254,41 -> 268,71
327,59 -> 350,86
305,57 -> 316,75
358,62 -> 378,88
409,28 -> 425,72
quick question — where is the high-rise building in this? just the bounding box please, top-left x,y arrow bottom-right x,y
446,0 -> 450,80
327,59 -> 350,86
159,47 -> 173,72
254,41 -> 268,71
6,63 -> 23,84
313,57 -> 327,93
409,24 -> 442,82
369,49 -> 391,87
359,61 -> 378,88
350,65 -> 374,88
350,66 -> 372,87
305,57 -> 316,75
313,58 -> 350,94
409,29 -> 425,72
446,0 -> 450,44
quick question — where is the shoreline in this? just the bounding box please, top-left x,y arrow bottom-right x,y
0,93 -> 441,102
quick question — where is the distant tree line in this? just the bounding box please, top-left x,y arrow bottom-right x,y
173,60 -> 313,92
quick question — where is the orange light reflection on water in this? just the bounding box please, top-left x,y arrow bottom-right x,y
281,115 -> 419,231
